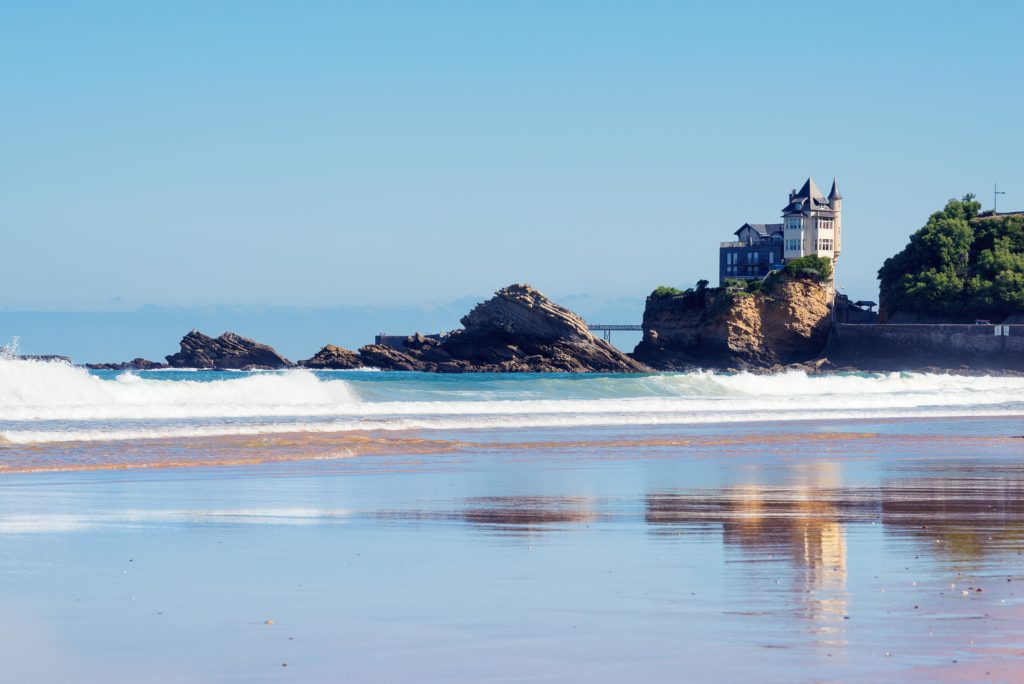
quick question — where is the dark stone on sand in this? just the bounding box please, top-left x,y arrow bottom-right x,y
165,330 -> 293,370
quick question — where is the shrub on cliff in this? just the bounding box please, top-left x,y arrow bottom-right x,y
721,278 -> 746,290
878,195 -> 1024,319
783,256 -> 833,282
650,286 -> 684,299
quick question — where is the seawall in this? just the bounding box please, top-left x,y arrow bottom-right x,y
829,324 -> 1024,371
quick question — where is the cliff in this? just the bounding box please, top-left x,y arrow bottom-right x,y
633,277 -> 832,370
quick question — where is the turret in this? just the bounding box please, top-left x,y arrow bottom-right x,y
828,178 -> 842,255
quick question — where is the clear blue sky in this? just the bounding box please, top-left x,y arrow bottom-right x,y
2,1 -> 1023,359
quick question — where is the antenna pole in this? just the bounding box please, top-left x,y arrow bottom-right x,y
994,183 -> 1006,213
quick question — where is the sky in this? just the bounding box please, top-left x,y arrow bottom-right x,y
2,1 -> 1023,360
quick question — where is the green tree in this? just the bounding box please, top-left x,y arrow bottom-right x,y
878,196 -> 1024,320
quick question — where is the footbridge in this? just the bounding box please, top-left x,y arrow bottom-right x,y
587,324 -> 643,343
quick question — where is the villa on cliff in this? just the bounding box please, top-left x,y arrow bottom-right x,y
719,177 -> 842,285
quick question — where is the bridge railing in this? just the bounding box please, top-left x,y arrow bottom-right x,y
586,324 -> 643,342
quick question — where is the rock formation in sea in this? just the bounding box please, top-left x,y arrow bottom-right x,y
165,330 -> 294,370
16,355 -> 74,364
332,284 -> 650,373
633,276 -> 832,371
86,358 -> 170,371
298,344 -> 363,370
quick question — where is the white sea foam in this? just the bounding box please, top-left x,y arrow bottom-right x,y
0,358 -> 359,420
1,357 -> 1023,444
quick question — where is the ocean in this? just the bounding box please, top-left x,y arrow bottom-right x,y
0,357 -> 1022,681
3,360 -> 1024,449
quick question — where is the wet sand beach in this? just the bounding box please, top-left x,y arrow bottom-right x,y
1,416 -> 1022,682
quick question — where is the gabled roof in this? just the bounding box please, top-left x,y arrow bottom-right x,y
734,222 -> 784,238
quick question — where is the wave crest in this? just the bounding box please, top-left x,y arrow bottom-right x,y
0,358 -> 359,421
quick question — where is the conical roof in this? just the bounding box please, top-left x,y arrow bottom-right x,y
828,177 -> 843,200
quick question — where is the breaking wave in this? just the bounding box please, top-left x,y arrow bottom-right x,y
1,357 -> 1023,444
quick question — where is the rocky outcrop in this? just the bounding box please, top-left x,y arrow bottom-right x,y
165,330 -> 293,370
355,284 -> 650,373
16,355 -> 73,364
633,277 -> 832,370
298,344 -> 363,370
86,358 -> 169,371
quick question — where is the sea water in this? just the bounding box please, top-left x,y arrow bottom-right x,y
2,359 -> 1024,446
0,357 -> 1022,682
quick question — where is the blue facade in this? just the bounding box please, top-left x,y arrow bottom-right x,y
719,224 -> 784,285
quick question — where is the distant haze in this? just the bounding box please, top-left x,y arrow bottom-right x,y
2,2 -> 1021,358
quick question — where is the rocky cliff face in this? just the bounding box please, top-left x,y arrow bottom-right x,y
633,278 -> 832,370
438,284 -> 649,372
165,330 -> 293,370
349,284 -> 649,373
298,344 -> 363,370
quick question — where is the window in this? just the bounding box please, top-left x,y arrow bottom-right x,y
785,239 -> 801,252
747,252 -> 759,264
817,238 -> 834,251
726,252 -> 737,265
785,218 -> 802,231
819,218 -> 834,231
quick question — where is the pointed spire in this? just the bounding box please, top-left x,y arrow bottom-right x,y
828,177 -> 843,201
796,177 -> 824,201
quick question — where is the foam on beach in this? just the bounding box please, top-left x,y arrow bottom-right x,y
2,357 -> 1024,444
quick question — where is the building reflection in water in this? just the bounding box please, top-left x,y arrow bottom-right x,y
645,460 -> 1024,648
646,462 -> 873,648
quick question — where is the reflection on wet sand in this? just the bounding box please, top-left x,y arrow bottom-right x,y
371,496 -> 600,536
647,467 -> 858,640
881,477 -> 1024,565
643,464 -> 1024,656
646,476 -> 1024,564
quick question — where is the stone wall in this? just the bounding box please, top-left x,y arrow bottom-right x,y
828,324 -> 1024,371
